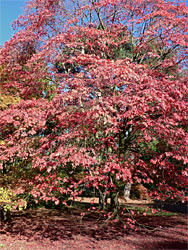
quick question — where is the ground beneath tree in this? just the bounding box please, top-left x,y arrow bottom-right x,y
0,201 -> 187,250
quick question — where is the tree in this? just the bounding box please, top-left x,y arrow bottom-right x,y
0,0 -> 187,214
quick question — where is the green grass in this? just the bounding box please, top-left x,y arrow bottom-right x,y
126,206 -> 178,216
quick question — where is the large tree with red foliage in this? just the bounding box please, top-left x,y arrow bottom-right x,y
0,0 -> 187,212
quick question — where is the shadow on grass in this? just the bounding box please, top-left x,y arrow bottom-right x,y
150,241 -> 187,250
0,204 -> 187,249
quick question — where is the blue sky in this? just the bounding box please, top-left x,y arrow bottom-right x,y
0,0 -> 26,45
0,0 -> 188,46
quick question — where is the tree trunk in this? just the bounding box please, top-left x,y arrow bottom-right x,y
124,182 -> 132,200
98,189 -> 108,211
110,192 -> 119,212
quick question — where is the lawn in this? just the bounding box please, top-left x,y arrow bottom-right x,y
0,201 -> 187,250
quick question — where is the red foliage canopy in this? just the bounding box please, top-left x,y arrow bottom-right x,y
0,0 -> 187,207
